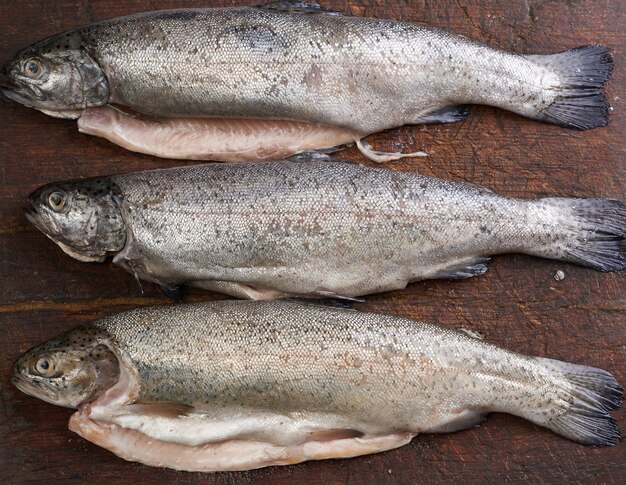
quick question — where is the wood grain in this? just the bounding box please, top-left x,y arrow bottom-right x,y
0,1 -> 624,483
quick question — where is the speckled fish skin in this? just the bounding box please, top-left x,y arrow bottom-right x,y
25,160 -> 625,299
1,5 -> 612,132
92,7 -> 528,131
11,301 -> 623,472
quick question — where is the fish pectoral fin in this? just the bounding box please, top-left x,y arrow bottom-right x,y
412,105 -> 470,124
356,139 -> 428,163
313,291 -> 365,302
255,1 -> 343,16
427,256 -> 491,280
190,280 -> 286,300
105,103 -> 160,121
286,297 -> 358,311
38,108 -> 83,119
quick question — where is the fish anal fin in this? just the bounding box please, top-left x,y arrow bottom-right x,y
428,257 -> 491,280
429,409 -> 488,433
160,285 -> 184,302
255,1 -> 343,16
413,105 -> 470,124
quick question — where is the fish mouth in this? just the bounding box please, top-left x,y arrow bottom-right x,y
1,83 -> 40,108
11,372 -> 60,403
0,83 -> 19,101
25,201 -> 109,263
24,204 -> 42,227
0,64 -> 14,91
2,84 -> 83,118
24,204 -> 58,236
11,373 -> 33,395
0,60 -> 45,108
25,204 -> 107,263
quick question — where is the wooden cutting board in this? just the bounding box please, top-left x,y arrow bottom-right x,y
0,1 -> 623,483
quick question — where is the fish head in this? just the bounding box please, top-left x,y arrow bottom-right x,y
12,327 -> 120,408
25,177 -> 126,262
1,34 -> 109,117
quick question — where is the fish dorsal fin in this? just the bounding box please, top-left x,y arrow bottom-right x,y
255,1 -> 343,16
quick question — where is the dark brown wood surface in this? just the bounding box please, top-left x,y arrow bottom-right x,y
1,1 -> 624,483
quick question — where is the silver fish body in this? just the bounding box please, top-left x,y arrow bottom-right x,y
75,7 -> 568,132
11,301 -> 623,471
25,160 -> 626,299
1,5 -> 613,161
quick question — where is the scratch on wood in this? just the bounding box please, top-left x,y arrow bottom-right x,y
0,295 -> 212,314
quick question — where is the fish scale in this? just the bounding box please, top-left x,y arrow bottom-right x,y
83,8 -> 557,131
1,5 -> 613,161
11,301 -> 623,472
24,159 -> 626,299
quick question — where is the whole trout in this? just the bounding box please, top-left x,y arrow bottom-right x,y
25,160 -> 625,299
12,301 -> 623,472
0,3 -> 613,161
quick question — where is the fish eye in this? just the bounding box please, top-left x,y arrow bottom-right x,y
48,190 -> 66,211
23,59 -> 44,79
35,357 -> 55,377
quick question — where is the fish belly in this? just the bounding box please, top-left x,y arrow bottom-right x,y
78,106 -> 358,161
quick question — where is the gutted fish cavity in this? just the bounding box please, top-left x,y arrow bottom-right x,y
12,301 -> 623,472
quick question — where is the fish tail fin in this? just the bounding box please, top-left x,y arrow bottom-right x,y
532,358 -> 623,446
536,197 -> 625,272
529,45 -> 613,129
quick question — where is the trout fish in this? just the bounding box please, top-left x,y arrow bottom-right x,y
11,301 -> 623,472
24,159 -> 625,300
0,2 -> 613,162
